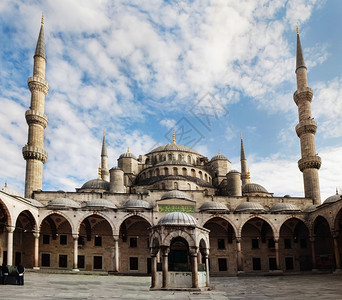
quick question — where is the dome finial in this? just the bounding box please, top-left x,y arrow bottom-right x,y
127,147 -> 130,153
336,187 -> 339,195
172,129 -> 176,144
218,149 -> 221,155
296,24 -> 299,35
247,168 -> 251,183
41,13 -> 44,25
98,164 -> 101,179
5,180 -> 7,187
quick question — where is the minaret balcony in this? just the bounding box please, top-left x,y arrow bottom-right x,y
27,76 -> 49,95
298,155 -> 321,172
295,119 -> 317,137
293,87 -> 313,105
25,110 -> 48,128
22,145 -> 48,163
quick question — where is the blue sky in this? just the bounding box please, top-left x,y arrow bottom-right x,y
0,0 -> 341,201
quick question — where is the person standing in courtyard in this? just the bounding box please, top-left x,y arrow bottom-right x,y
2,263 -> 9,285
16,264 -> 25,285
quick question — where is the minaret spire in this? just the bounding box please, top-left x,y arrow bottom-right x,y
101,130 -> 109,181
23,18 -> 49,198
240,133 -> 248,186
294,27 -> 321,204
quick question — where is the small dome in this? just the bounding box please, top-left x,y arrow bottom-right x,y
323,193 -> 342,204
270,203 -> 301,213
82,198 -> 116,210
1,183 -> 21,197
235,201 -> 265,213
157,212 -> 198,226
243,183 -> 268,194
81,179 -> 110,190
304,204 -> 317,213
228,169 -> 239,173
161,190 -> 193,201
48,198 -> 79,209
200,201 -> 229,213
119,152 -> 137,159
211,154 -> 228,161
122,199 -> 152,210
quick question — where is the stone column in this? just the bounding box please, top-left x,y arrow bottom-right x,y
161,246 -> 169,288
274,238 -> 280,270
236,237 -> 243,272
33,231 -> 40,269
191,253 -> 199,288
6,226 -> 14,265
310,237 -> 317,270
204,250 -> 210,287
113,235 -> 120,272
151,255 -> 157,288
333,236 -> 341,270
72,233 -> 79,271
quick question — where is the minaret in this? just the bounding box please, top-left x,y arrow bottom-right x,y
240,134 -> 248,186
23,16 -> 49,198
294,26 -> 321,204
101,130 -> 109,181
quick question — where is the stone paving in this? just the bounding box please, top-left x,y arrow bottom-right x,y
1,272 -> 341,299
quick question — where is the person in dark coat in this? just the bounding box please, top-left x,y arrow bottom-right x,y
16,264 -> 25,285
2,263 -> 9,285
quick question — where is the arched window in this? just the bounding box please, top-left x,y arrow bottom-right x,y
164,167 -> 169,176
182,168 -> 187,176
168,154 -> 172,161
174,182 -> 178,190
162,183 -> 166,190
188,155 -> 191,163
205,173 -> 208,181
199,171 -> 203,180
173,167 -> 178,175
156,168 -> 160,176
146,158 -> 150,165
148,170 -> 152,178
191,169 -> 196,177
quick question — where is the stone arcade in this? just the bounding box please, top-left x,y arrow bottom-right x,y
0,21 -> 342,290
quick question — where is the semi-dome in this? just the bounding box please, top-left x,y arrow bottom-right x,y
48,198 -> 79,209
235,201 -> 265,213
242,183 -> 268,194
270,203 -> 301,213
122,199 -> 152,210
81,179 -> 110,190
161,190 -> 193,201
148,143 -> 199,155
82,198 -> 116,210
119,152 -> 137,159
157,212 -> 198,226
323,193 -> 342,204
211,154 -> 229,161
200,201 -> 229,213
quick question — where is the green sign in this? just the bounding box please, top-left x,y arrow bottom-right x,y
159,205 -> 194,213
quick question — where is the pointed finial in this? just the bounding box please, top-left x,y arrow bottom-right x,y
218,149 -> 221,155
296,24 -> 299,35
172,129 -> 176,144
98,164 -> 101,179
336,187 -> 339,195
5,180 -> 7,187
240,132 -> 242,140
41,13 -> 44,25
247,168 -> 251,183
127,147 -> 130,153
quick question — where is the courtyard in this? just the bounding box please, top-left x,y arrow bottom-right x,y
1,272 -> 341,299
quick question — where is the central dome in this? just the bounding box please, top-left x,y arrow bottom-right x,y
158,212 -> 198,226
147,143 -> 199,155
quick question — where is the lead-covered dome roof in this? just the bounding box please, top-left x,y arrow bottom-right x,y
122,199 -> 152,210
157,212 -> 198,226
81,179 -> 110,190
211,154 -> 229,161
148,143 -> 199,155
119,152 -> 137,159
48,198 -> 79,209
161,190 -> 193,201
270,203 -> 301,213
200,201 -> 229,213
82,198 -> 116,210
323,193 -> 342,204
235,201 -> 265,213
242,183 -> 268,194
